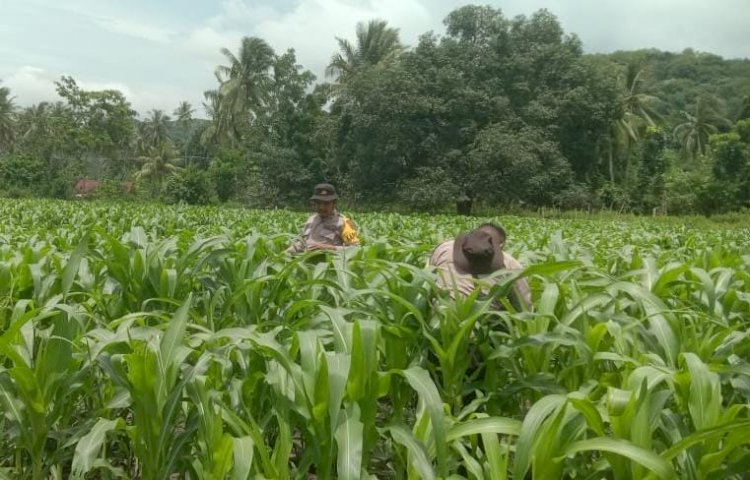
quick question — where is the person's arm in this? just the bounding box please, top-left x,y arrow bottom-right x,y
309,216 -> 360,251
286,217 -> 313,253
286,238 -> 306,253
341,216 -> 360,246
510,277 -> 533,311
502,252 -> 532,310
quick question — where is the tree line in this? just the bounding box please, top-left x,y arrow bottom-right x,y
1,5 -> 749,214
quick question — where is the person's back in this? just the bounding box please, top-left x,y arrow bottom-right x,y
430,224 -> 531,311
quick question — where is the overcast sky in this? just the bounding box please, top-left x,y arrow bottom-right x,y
3,0 -> 749,118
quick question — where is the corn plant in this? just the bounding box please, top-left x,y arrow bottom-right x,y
2,198 -> 750,478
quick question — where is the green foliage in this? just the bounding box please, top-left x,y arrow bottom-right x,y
207,148 -> 244,203
2,6 -> 750,214
0,154 -> 46,193
1,200 -> 750,477
326,19 -> 403,82
468,124 -> 573,206
163,167 -> 216,205
663,153 -> 711,214
0,82 -> 15,153
93,179 -> 134,201
398,167 -> 459,211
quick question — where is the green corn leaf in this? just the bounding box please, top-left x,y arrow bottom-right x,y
71,418 -> 122,477
513,394 -> 568,480
682,353 -> 721,430
159,294 -> 192,386
386,424 -> 436,480
400,367 -> 448,478
232,436 -> 254,480
451,440 -> 485,479
659,420 -> 750,462
61,235 -> 87,298
609,281 -> 679,366
482,430 -> 506,480
446,417 -> 522,441
559,437 -> 675,479
335,404 -> 364,480
327,352 -> 351,430
538,281 -> 560,317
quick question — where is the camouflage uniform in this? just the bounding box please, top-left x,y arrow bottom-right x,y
286,211 -> 360,253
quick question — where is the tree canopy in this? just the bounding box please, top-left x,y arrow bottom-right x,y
2,5 -> 749,214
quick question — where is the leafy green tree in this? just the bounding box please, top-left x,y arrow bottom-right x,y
737,95 -> 750,121
555,56 -> 621,183
329,60 -> 433,201
169,101 -> 197,167
708,119 -> 750,209
15,102 -> 79,169
443,4 -> 507,43
208,148 -> 244,202
163,166 -> 216,205
54,76 -> 136,153
466,124 -> 573,206
53,76 -> 137,179
0,154 -> 45,194
662,150 -> 710,214
252,52 -> 321,204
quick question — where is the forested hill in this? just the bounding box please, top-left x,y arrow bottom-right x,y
1,5 -> 749,215
600,48 -> 750,123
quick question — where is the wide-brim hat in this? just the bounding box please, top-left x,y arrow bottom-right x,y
453,229 -> 505,275
310,183 -> 338,201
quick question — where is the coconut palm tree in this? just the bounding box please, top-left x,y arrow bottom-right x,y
173,101 -> 194,123
0,83 -> 16,152
674,95 -> 732,159
173,101 -> 196,165
215,37 -> 275,124
17,102 -> 51,143
201,84 -> 242,146
325,19 -> 403,82
134,142 -> 182,186
140,109 -> 171,151
202,37 -> 276,146
606,63 -> 663,181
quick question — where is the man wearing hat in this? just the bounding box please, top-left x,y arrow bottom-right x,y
430,223 -> 532,310
286,183 -> 360,253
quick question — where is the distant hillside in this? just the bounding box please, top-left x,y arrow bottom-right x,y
593,49 -> 750,124
164,118 -> 211,145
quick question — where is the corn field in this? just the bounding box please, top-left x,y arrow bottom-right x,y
1,199 -> 750,479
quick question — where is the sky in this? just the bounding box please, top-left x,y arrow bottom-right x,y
3,0 -> 749,118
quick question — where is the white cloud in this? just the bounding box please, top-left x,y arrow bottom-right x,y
20,0 -> 178,45
3,66 -> 60,106
2,65 -> 201,118
183,26 -> 243,63
87,14 -> 176,44
184,0 -> 437,81
208,0 -> 281,29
